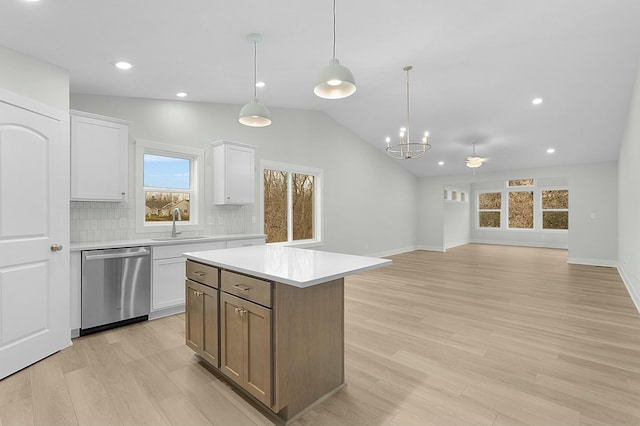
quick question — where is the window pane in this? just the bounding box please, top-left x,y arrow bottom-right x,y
508,179 -> 534,187
543,211 -> 569,229
509,191 -> 534,228
145,192 -> 190,222
144,154 -> 190,189
479,211 -> 501,228
479,192 -> 501,210
461,192 -> 466,202
292,173 -> 314,241
452,191 -> 458,201
542,190 -> 569,209
264,169 -> 288,243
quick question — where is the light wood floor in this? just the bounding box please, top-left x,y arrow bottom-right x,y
2,244 -> 640,425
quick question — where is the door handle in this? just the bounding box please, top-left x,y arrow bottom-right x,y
50,244 -> 63,252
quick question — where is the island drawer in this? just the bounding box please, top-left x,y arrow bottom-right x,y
186,260 -> 219,288
221,270 -> 272,307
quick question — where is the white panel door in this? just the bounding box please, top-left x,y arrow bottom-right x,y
0,94 -> 71,379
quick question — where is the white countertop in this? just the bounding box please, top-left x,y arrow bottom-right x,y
70,234 -> 266,252
184,246 -> 392,288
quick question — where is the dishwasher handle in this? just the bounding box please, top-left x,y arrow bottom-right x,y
83,248 -> 151,261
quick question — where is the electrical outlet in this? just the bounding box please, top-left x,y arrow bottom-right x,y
217,216 -> 223,225
119,218 -> 127,228
252,216 -> 256,224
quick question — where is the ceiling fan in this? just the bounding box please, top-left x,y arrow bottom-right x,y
466,142 -> 487,168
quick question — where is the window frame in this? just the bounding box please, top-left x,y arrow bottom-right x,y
260,160 -> 323,248
477,191 -> 502,229
540,188 -> 569,231
475,182 -> 568,232
135,139 -> 205,234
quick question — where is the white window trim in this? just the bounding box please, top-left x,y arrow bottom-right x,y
477,190 -> 502,230
540,188 -> 569,231
260,160 -> 323,248
135,139 -> 205,234
475,184 -> 568,232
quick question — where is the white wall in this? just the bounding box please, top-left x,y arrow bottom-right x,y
69,94 -> 418,256
418,162 -> 618,266
443,184 -> 471,250
618,66 -> 640,312
0,45 -> 69,110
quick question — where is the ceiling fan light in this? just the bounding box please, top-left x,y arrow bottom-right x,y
314,58 -> 356,99
466,156 -> 484,168
239,98 -> 272,127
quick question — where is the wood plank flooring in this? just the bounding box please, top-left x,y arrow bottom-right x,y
1,244 -> 640,425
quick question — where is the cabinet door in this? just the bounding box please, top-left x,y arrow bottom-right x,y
70,113 -> 128,202
185,280 -> 202,352
213,142 -> 255,205
244,300 -> 272,406
152,257 -> 186,311
225,145 -> 254,204
220,293 -> 244,384
201,284 -> 219,367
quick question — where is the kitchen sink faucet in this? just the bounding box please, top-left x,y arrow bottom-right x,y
171,208 -> 182,238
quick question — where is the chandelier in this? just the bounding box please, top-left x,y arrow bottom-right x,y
386,66 -> 431,160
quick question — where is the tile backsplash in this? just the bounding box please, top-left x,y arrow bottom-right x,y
70,201 -> 256,243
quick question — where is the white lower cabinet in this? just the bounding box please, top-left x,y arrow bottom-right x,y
151,241 -> 226,319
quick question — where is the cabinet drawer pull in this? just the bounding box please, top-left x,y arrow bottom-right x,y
194,271 -> 206,277
233,284 -> 252,292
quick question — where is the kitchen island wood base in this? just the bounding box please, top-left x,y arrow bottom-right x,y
184,246 -> 390,422
186,270 -> 345,422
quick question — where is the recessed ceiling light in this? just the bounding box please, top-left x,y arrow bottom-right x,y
255,81 -> 266,88
546,148 -> 555,154
532,98 -> 543,105
176,92 -> 188,98
438,161 -> 444,166
115,61 -> 133,70
24,0 -> 40,2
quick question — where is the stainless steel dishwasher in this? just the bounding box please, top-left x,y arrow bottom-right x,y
81,246 -> 151,335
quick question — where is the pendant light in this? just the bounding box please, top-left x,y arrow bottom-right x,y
239,33 -> 271,127
314,0 -> 356,99
385,66 -> 431,160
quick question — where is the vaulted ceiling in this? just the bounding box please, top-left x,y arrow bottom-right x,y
2,0 -> 639,177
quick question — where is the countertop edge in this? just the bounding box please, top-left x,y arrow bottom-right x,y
70,234 -> 267,252
184,251 -> 392,288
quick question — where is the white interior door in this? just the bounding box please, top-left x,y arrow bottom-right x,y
0,93 -> 71,379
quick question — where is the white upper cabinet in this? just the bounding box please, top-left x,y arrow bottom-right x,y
70,110 -> 128,202
212,140 -> 255,205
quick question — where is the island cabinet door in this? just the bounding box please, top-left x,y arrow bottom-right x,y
200,284 -> 219,367
220,292 -> 273,407
244,300 -> 272,407
185,280 -> 203,352
220,293 -> 244,384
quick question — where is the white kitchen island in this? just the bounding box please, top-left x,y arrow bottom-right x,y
183,246 -> 391,422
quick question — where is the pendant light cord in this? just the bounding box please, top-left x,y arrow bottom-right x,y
253,40 -> 258,98
332,0 -> 336,59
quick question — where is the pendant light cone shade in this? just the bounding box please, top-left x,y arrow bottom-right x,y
239,33 -> 271,127
314,58 -> 356,99
314,0 -> 356,99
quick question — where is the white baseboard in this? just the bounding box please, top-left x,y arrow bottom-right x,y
472,239 -> 568,250
415,245 -> 446,252
444,240 -> 471,251
567,257 -> 618,267
617,266 -> 640,315
149,305 -> 185,320
367,246 -> 418,258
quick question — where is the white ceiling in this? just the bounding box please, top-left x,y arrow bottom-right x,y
2,0 -> 640,177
